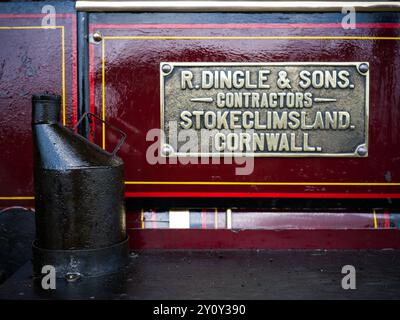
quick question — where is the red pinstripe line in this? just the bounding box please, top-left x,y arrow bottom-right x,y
89,44 -> 95,141
125,192 -> 400,199
384,209 -> 391,228
89,23 -> 400,31
71,14 -> 77,126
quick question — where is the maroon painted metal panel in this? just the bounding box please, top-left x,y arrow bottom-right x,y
128,229 -> 400,250
89,21 -> 400,199
0,9 -> 398,249
0,12 -> 76,207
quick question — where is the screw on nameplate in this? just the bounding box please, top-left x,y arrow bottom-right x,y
356,144 -> 368,156
92,31 -> 102,42
161,63 -> 173,75
358,63 -> 369,74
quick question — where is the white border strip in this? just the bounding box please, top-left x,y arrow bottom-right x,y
226,209 -> 232,229
169,210 -> 190,228
76,1 -> 400,12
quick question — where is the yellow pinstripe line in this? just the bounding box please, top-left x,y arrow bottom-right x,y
373,209 -> 378,229
140,209 -> 144,229
0,197 -> 34,200
0,26 -> 61,30
0,26 -> 66,200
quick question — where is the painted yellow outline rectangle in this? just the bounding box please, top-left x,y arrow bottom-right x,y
100,35 -> 400,187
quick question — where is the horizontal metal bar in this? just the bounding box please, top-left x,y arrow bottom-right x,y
76,1 -> 400,12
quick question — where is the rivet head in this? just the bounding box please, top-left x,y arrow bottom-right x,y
358,63 -> 369,73
161,144 -> 173,155
92,31 -> 102,42
161,64 -> 172,74
357,145 -> 367,156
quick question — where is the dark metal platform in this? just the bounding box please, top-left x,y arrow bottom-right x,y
1,250 -> 399,300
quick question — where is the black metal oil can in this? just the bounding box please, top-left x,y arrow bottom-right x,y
31,94 -> 128,278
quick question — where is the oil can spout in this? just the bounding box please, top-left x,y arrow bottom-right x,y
32,93 -> 60,125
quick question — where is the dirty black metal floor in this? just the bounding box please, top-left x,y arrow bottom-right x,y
0,250 -> 400,300
0,209 -> 35,285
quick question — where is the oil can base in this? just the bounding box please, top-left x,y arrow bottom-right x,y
32,237 -> 129,278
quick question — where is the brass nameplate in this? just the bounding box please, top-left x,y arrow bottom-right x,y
160,62 -> 369,157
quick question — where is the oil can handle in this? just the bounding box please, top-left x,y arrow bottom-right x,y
74,112 -> 127,156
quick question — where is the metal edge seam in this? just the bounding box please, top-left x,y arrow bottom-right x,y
76,1 -> 400,12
